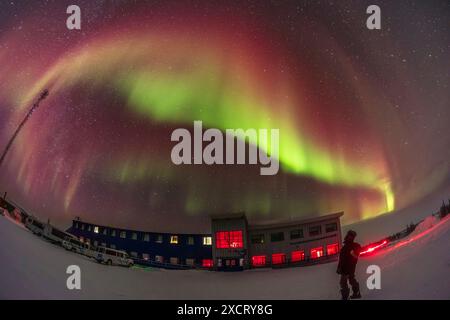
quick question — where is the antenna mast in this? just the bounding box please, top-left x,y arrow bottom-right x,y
0,89 -> 49,168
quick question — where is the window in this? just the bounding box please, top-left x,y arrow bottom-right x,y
270,232 -> 284,242
225,259 -> 237,267
87,225 -> 91,232
105,249 -> 116,256
309,226 -> 322,237
291,250 -> 305,262
75,222 -> 79,229
132,232 -> 138,240
81,224 -> 85,230
101,242 -> 106,247
203,236 -> 212,245
120,231 -> 126,239
156,235 -> 163,243
290,229 -> 303,239
271,253 -> 286,265
155,255 -> 164,263
170,257 -> 179,265
310,247 -> 324,259
103,228 -> 108,235
187,236 -> 194,245
251,255 -> 266,267
327,243 -> 339,255
229,231 -> 243,248
143,234 -> 150,242
110,244 -> 116,249
216,232 -> 228,248
325,223 -> 337,233
202,259 -> 214,267
215,231 -> 243,249
130,252 -> 138,258
251,234 -> 265,244
170,235 -> 178,244
111,230 -> 116,237
94,240 -> 98,246
186,258 -> 195,266
142,253 -> 150,260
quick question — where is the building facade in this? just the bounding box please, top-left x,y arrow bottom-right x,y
66,211 -> 343,271
66,220 -> 214,269
211,212 -> 343,270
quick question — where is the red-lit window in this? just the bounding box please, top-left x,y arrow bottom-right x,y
215,231 -> 243,249
271,253 -> 286,265
252,255 -> 266,267
310,247 -> 324,259
216,231 -> 229,248
327,243 -> 339,255
229,231 -> 243,248
291,250 -> 305,262
202,259 -> 213,267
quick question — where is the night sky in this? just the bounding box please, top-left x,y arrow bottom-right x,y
0,0 -> 449,232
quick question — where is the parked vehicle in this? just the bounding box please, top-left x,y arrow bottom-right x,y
25,216 -> 76,244
62,237 -> 92,255
24,216 -> 46,236
43,224 -> 76,244
94,246 -> 134,267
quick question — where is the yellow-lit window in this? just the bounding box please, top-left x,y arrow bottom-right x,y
94,226 -> 99,234
170,235 -> 178,244
203,236 -> 212,245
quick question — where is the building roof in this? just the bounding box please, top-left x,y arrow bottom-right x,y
210,212 -> 247,221
248,211 -> 344,231
70,219 -> 211,236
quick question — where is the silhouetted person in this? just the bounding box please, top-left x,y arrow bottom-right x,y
337,230 -> 361,300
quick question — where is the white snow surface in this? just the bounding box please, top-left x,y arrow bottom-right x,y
0,214 -> 449,299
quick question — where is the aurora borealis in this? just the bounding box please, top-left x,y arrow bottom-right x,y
0,1 -> 449,232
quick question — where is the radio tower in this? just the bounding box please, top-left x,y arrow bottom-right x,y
0,89 -> 49,168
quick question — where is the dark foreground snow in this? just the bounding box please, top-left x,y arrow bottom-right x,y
0,213 -> 449,299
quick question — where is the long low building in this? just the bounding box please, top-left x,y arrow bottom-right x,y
211,212 -> 343,270
66,211 -> 344,271
66,220 -> 214,268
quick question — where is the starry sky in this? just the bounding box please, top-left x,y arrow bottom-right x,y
0,0 -> 449,232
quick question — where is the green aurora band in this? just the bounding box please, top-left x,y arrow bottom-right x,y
13,31 -> 394,220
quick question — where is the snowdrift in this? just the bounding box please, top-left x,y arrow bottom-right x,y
409,215 -> 440,238
0,214 -> 449,299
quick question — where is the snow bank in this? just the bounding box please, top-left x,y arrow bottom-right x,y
409,215 -> 440,238
0,214 -> 449,299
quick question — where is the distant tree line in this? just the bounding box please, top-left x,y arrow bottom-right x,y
387,198 -> 449,242
439,199 -> 450,219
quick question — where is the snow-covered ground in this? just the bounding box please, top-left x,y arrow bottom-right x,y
0,212 -> 449,299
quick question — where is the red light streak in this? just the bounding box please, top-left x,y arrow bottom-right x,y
360,240 -> 388,256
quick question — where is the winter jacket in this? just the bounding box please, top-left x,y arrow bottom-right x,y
337,240 -> 361,275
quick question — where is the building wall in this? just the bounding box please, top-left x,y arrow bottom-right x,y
248,215 -> 343,265
211,215 -> 249,269
67,221 -> 213,267
66,212 -> 343,270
